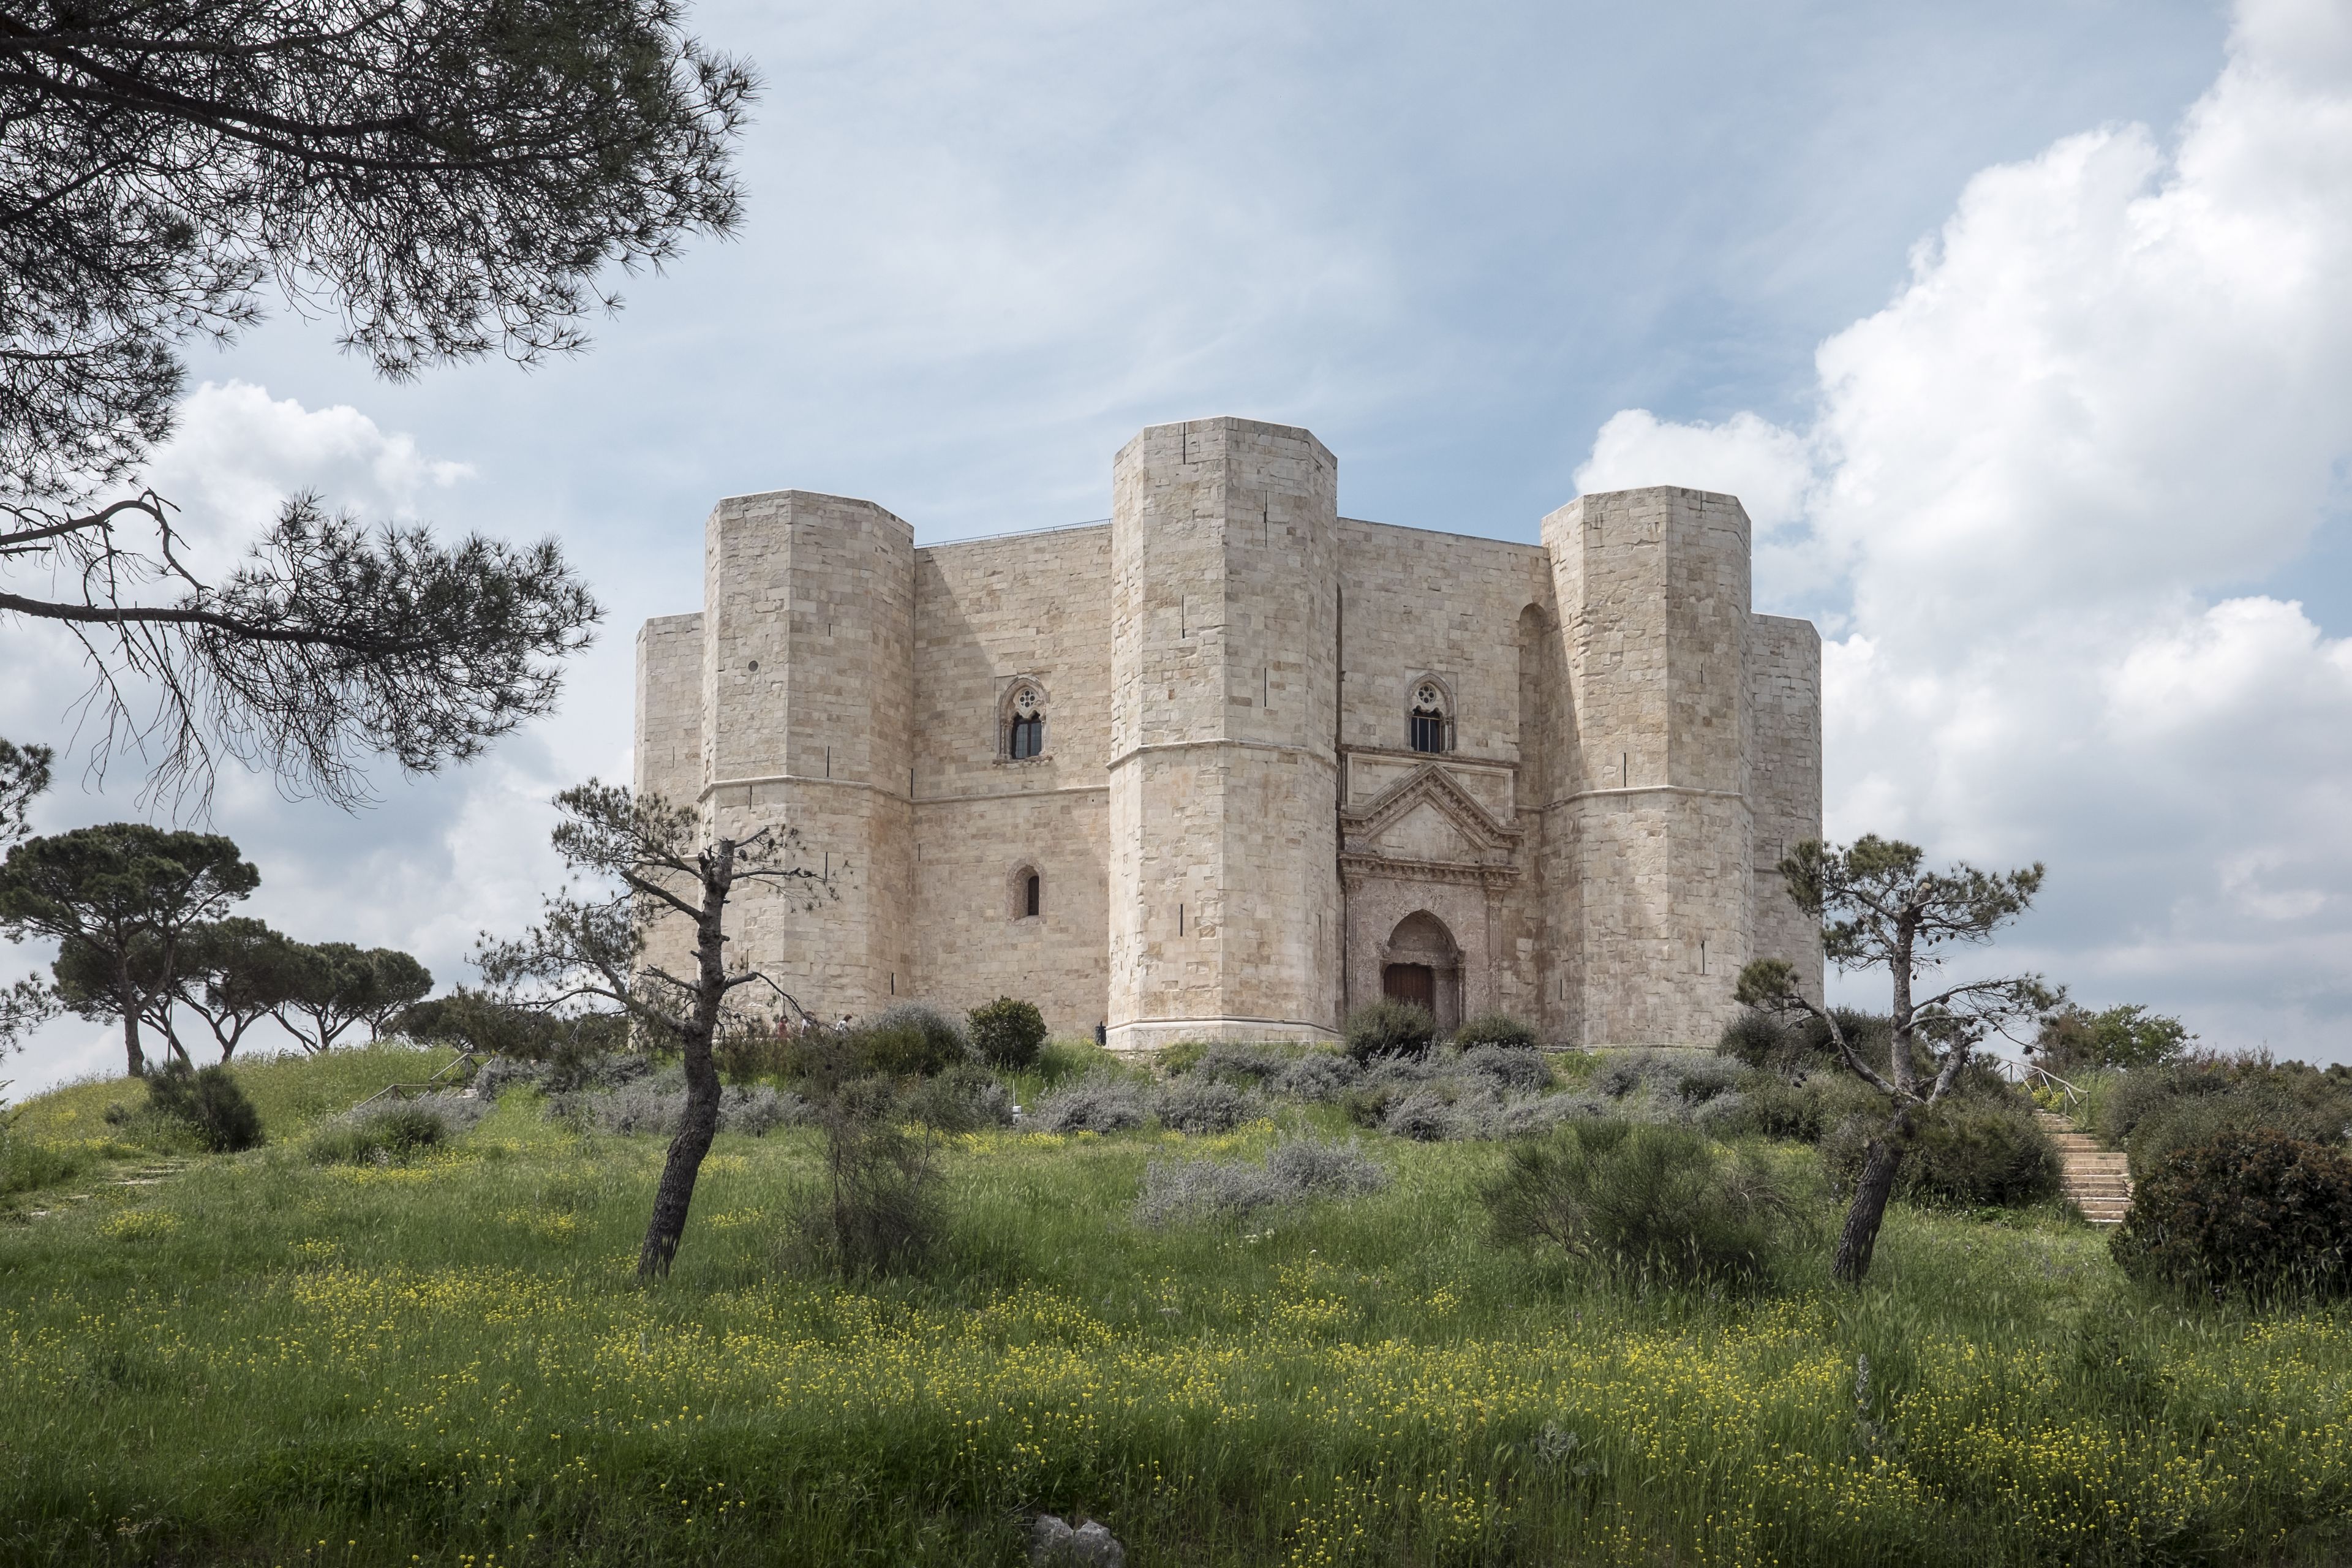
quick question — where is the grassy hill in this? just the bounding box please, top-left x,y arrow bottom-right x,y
1,1046 -> 2347,1566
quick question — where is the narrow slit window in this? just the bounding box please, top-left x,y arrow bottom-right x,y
1024,872 -> 1041,919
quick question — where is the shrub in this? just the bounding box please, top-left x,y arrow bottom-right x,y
720,1085 -> 813,1136
1455,1012 -> 1538,1052
1820,1098 -> 2060,1208
1158,1078 -> 1261,1135
1175,1042 -> 1289,1085
144,1062 -> 263,1153
904,1063 -> 1014,1133
1716,1009 -> 1793,1068
1344,1000 -> 1436,1065
1722,1008 -> 1901,1075
855,1003 -> 970,1077
1031,1070 -> 1153,1133
472,1055 -> 548,1099
1267,1051 -> 1359,1102
1460,1044 -> 1550,1093
307,1098 -> 481,1164
541,1046 -> 652,1095
1134,1133 -> 1388,1226
1593,1049 -> 1741,1106
2106,1057 -> 2352,1182
552,1076 -> 810,1137
714,1023 -> 798,1085
967,997 -> 1047,1071
1382,1087 -> 1458,1142
1740,1071 -> 1885,1144
2111,1128 -> 2352,1302
1482,1120 -> 1795,1289
785,1077 -> 942,1278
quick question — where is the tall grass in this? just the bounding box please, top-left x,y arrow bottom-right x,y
0,1066 -> 2346,1564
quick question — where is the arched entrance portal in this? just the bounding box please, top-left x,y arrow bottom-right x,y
1380,910 -> 1461,1033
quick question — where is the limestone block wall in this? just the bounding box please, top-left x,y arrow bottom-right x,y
631,419 -> 1823,1055
633,613 -> 707,993
1106,418 -> 1343,1048
908,527 -> 1115,1037
1747,614 -> 1825,999
700,491 -> 916,1025
1332,521 -> 1553,1028
1542,487 -> 1757,1047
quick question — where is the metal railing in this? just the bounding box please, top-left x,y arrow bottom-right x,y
1986,1055 -> 2084,1109
350,1049 -> 486,1114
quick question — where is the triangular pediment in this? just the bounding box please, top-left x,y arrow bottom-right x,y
1341,763 -> 1520,866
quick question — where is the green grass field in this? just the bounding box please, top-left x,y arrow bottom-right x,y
1,1049 -> 2347,1566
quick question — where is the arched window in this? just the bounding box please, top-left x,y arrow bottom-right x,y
1009,864 -> 1042,921
1006,682 -> 1046,760
1409,679 -> 1451,755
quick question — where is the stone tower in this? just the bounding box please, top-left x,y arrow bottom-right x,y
1536,486 -> 1760,1048
1105,418 -> 1344,1050
692,490 -> 916,1022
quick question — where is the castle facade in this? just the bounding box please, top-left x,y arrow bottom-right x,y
634,417 -> 1823,1050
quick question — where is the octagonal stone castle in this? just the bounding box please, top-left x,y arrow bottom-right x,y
634,417 -> 1823,1051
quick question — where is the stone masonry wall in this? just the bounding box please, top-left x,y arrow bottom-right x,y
632,612 -> 707,993
907,527 -> 1114,1038
1542,488 -> 1758,1047
1747,613 -> 1825,1000
1106,418 -> 1342,1048
1333,519 -> 1551,1028
699,491 -> 916,1026
633,422 -> 1823,1054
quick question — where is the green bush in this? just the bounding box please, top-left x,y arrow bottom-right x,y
144,1062 -> 263,1153
2101,1056 -> 2352,1182
307,1104 -> 448,1165
1716,1007 -> 1896,1073
1820,1098 -> 2060,1208
713,1023 -> 796,1085
783,1077 -> 943,1279
1738,1071 -> 1884,1144
2111,1128 -> 2352,1302
902,1062 -> 1014,1133
856,1003 -> 968,1077
1453,1012 -> 1537,1052
784,1005 -> 969,1084
1344,1000 -> 1436,1065
967,997 -> 1047,1071
1482,1120 -> 1795,1290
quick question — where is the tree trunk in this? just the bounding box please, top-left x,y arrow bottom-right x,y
635,835 -> 736,1280
117,967 -> 146,1077
636,1038 -> 721,1278
120,1008 -> 146,1077
1834,1114 -> 1912,1284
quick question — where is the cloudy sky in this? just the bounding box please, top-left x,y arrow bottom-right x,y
10,0 -> 2350,1088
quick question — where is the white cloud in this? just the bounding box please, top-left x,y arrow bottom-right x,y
138,380 -> 475,571
1578,0 -> 2352,1060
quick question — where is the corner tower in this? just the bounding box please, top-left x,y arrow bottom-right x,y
1106,419 -> 1343,1049
1540,486 -> 1755,1047
699,489 -> 916,1022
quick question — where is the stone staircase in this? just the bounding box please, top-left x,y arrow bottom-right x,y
2038,1111 -> 2132,1226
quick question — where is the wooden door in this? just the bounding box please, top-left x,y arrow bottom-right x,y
1383,963 -> 1435,1011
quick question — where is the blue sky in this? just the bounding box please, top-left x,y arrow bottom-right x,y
15,0 -> 2352,1088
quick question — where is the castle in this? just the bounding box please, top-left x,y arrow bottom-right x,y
633,417 -> 1823,1051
